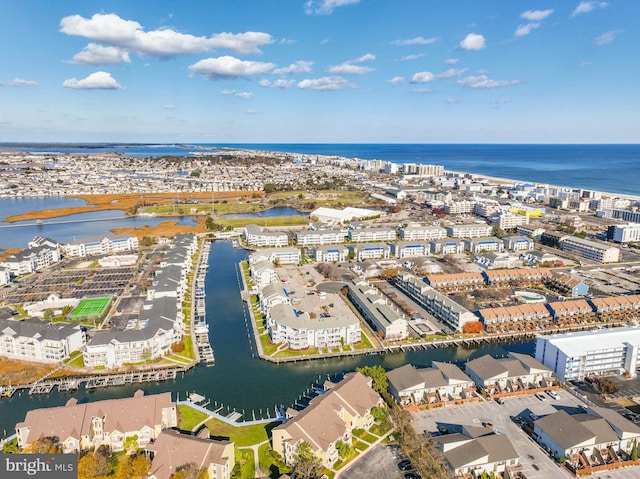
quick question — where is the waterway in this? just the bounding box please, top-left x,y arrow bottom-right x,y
220,206 -> 306,219
0,197 -> 196,249
0,241 -> 534,436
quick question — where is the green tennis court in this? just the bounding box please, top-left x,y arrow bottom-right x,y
70,297 -> 111,319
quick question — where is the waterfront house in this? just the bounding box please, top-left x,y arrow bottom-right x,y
250,260 -> 278,288
1,244 -> 61,276
15,390 -> 177,453
259,283 -> 291,313
62,234 -> 139,258
272,372 -> 383,468
243,224 -> 288,247
146,429 -> 235,479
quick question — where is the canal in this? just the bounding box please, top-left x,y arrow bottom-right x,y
0,241 -> 534,436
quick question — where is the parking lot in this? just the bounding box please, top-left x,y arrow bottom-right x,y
411,389 -> 640,479
340,444 -> 409,479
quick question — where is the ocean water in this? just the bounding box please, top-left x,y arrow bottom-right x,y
2,143 -> 638,196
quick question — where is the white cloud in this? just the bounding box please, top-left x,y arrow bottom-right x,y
387,76 -> 405,85
189,56 -> 275,80
571,1 -> 608,17
260,79 -> 296,88
4,78 -> 38,87
221,89 -> 253,99
163,105 -> 177,110
459,33 -> 486,50
580,60 -> 594,67
273,61 -> 313,75
398,53 -> 425,61
304,0 -> 360,15
391,36 -> 438,46
297,76 -> 354,90
458,75 -> 521,89
411,88 -> 432,94
71,43 -> 131,65
445,58 -> 459,65
62,71 -> 123,90
410,71 -> 435,83
594,31 -> 617,45
60,13 -> 273,57
515,23 -> 540,37
436,68 -> 468,79
521,9 -> 554,21
328,53 -> 375,75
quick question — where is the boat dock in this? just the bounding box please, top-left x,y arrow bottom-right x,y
193,240 -> 214,364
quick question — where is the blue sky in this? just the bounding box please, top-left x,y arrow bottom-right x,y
0,0 -> 637,143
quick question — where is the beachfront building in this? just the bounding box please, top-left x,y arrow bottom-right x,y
430,239 -> 464,255
608,224 -> 640,243
532,408 -> 640,470
146,430 -> 235,479
62,235 -> 139,258
266,303 -> 361,350
465,352 -> 553,395
348,243 -> 391,261
243,224 -> 288,247
399,225 -> 447,241
390,241 -> 430,258
0,314 -> 85,363
446,223 -> 493,238
348,227 -> 397,242
312,245 -> 349,263
535,327 -> 640,381
83,296 -> 184,368
464,237 -> 505,254
478,303 -> 553,334
387,362 -> 475,406
435,427 -> 520,478
296,229 -> 345,246
347,279 -> 408,340
272,372 -> 383,469
394,272 -> 477,332
559,236 -> 620,263
424,272 -> 485,293
15,390 -> 177,453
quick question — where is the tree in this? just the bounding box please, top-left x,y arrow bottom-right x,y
169,463 -> 208,479
335,440 -> 353,459
356,365 -> 388,394
370,406 -> 388,422
43,309 -> 54,321
78,450 -> 110,479
116,453 -> 150,479
462,321 -> 484,334
631,439 -> 638,461
25,436 -> 62,454
293,441 -> 322,479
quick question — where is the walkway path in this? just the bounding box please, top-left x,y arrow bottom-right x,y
333,429 -> 395,479
239,439 -> 270,479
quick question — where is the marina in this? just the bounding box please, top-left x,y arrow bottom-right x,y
193,239 -> 214,364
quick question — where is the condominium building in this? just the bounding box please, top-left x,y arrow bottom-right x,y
608,223 -> 640,243
348,227 -> 397,242
443,201 -> 476,215
535,327 -> 640,381
0,245 -> 61,276
430,239 -> 464,255
243,224 -> 288,247
347,279 -> 408,340
312,245 -> 348,263
502,235 -> 534,252
399,225 -> 447,241
559,236 -> 620,263
447,223 -> 493,238
464,237 -> 505,254
489,212 -> 529,230
296,229 -> 345,246
424,272 -> 485,293
349,243 -> 391,261
390,241 -> 430,258
63,235 -> 139,258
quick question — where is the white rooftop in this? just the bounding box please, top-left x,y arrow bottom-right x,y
539,327 -> 640,357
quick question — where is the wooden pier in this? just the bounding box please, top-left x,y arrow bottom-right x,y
192,240 -> 215,365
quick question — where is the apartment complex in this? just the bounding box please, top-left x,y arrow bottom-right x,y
243,224 -> 288,247
347,279 -> 408,340
63,235 -> 139,258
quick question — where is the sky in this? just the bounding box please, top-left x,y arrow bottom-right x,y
0,0 -> 637,143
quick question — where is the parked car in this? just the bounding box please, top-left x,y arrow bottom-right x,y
404,474 -> 422,479
546,390 -> 560,400
398,459 -> 413,471
495,397 -> 505,405
535,393 -> 547,401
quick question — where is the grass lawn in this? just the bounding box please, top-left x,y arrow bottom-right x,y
217,215 -> 308,229
353,330 -> 375,350
354,440 -> 369,451
177,404 -> 211,431
232,448 -> 254,479
65,351 -> 85,368
258,443 -> 291,479
205,417 -> 277,447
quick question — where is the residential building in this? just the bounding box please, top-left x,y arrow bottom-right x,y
589,295 -> 640,322
482,268 -> 552,287
399,225 -> 447,241
464,352 -> 553,395
258,283 -> 290,313
535,327 -> 640,381
559,236 -> 620,263
502,235 -> 534,252
608,223 -> 640,243
532,408 -> 640,471
547,274 -> 589,297
0,315 -> 85,363
390,241 -> 430,258
546,299 -> 596,328
464,237 -> 505,254
447,223 -> 493,238
387,362 -> 475,406
475,252 -> 520,270
62,235 -> 139,258
348,243 -> 391,261
348,227 -> 397,242
435,427 -> 519,478
478,303 -> 553,334
15,390 -> 177,453
250,260 -> 278,288
296,229 -> 345,246
394,272 -> 477,332
249,248 -> 301,265
430,239 -> 464,255
598,208 -> 640,224
243,224 -> 288,247
443,201 -> 476,215
1,245 -> 61,276
266,303 -> 361,350
489,212 -> 529,230
516,225 -> 545,240
424,272 -> 485,293
146,429 -> 235,479
0,267 -> 9,285
272,372 -> 384,469
312,245 -> 348,263
347,279 -> 408,340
